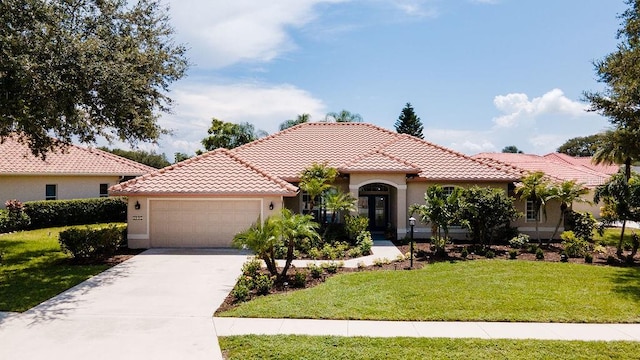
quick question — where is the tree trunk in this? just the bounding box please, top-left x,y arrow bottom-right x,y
279,238 -> 295,281
618,219 -> 627,257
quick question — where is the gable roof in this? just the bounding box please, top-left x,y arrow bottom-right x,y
542,153 -> 619,175
233,122 -> 519,182
0,135 -> 155,176
110,148 -> 298,196
472,152 -> 613,188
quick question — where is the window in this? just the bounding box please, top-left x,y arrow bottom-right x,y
302,192 -> 325,222
442,186 -> 456,197
100,183 -> 109,197
526,200 -> 539,222
45,184 -> 57,201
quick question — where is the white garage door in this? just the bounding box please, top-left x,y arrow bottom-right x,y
149,199 -> 261,247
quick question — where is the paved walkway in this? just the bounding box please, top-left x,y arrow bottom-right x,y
275,239 -> 404,268
214,318 -> 640,341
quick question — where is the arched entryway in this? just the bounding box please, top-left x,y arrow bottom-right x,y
358,183 -> 391,231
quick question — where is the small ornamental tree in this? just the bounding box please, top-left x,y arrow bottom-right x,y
457,186 -> 520,246
394,102 -> 424,139
514,172 -> 552,245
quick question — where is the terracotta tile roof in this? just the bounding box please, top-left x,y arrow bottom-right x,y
0,135 -> 155,175
110,148 -> 298,196
473,152 -> 612,188
543,153 -> 619,175
380,135 -> 521,181
233,122 -> 518,181
232,122 -> 400,180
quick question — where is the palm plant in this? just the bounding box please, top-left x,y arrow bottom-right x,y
409,185 -> 460,241
299,162 -> 338,217
232,217 -> 280,276
324,109 -> 363,123
546,180 -> 590,242
324,189 -> 357,223
592,129 -> 639,182
279,113 -> 310,131
514,171 -> 552,245
273,209 -> 320,279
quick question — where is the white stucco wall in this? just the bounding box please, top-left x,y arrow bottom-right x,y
0,175 -> 121,203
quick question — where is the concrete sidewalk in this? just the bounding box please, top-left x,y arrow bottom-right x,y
275,240 -> 403,268
214,317 -> 640,341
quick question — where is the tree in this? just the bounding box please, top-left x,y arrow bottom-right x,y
502,145 -> 523,154
0,0 -> 188,158
99,147 -> 170,169
394,103 -> 424,139
546,180 -> 590,241
457,186 -> 519,246
557,134 -> 602,157
174,152 -> 192,163
409,185 -> 460,241
324,110 -> 363,123
584,0 -> 640,180
594,171 -> 640,256
272,209 -> 320,280
298,162 -> 338,220
232,216 -> 280,276
279,114 -> 310,131
514,171 -> 552,245
323,189 -> 357,224
201,119 -> 267,150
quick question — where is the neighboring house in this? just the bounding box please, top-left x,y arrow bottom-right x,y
111,122 -> 521,248
0,135 -> 155,204
473,152 -> 618,238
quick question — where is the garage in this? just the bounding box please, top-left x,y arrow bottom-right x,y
149,199 -> 262,247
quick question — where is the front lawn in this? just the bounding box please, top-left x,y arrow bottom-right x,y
0,224 -> 125,312
594,227 -> 637,247
219,335 -> 640,360
217,260 -> 640,323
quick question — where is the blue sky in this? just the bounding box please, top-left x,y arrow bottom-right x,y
139,0 -> 627,159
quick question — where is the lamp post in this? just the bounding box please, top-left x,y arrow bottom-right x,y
409,216 -> 416,268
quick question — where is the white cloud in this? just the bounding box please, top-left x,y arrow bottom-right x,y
470,0 -> 499,4
388,0 -> 439,18
154,81 -> 327,156
492,88 -> 590,128
166,0 -> 345,69
424,129 -> 497,154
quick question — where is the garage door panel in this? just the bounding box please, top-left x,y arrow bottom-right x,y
149,199 -> 261,248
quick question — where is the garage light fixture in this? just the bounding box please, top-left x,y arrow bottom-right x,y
134,201 -> 141,210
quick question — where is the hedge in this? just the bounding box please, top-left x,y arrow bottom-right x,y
59,224 -> 127,261
22,197 -> 127,229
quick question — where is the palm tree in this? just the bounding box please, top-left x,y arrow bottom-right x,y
546,180 -> 590,242
409,185 -> 460,241
515,171 -> 552,245
232,217 -> 280,276
299,162 -> 338,218
324,110 -> 363,123
273,209 -> 320,279
592,128 -> 640,182
279,113 -> 311,131
324,189 -> 357,223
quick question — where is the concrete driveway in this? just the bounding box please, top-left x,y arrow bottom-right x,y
0,248 -> 249,360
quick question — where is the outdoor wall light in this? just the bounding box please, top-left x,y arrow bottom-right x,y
269,201 -> 274,210
134,201 -> 141,210
409,216 -> 416,268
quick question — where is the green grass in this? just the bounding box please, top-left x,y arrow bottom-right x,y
218,260 -> 640,323
219,335 -> 640,360
594,227 -> 637,247
0,224 -> 122,312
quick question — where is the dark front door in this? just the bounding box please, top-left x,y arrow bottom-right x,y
358,195 -> 388,231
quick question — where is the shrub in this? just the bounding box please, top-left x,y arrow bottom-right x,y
461,247 -> 468,259
24,197 -> 127,229
231,283 -> 250,302
430,236 -> 447,256
322,261 -> 342,274
509,234 -> 530,249
357,261 -> 366,269
561,231 -> 591,258
308,247 -> 321,260
527,244 -> 539,254
241,258 -> 262,277
308,263 -> 323,278
321,243 -> 339,260
607,255 -> 617,265
291,270 -> 307,288
395,254 -> 405,262
253,274 -> 273,295
625,255 -> 635,265
485,250 -> 495,259
565,211 -> 596,241
356,231 -> 373,255
373,258 -> 385,267
593,244 -> 607,254
58,224 -> 127,261
584,253 -> 593,263
508,249 -> 518,260
2,199 -> 31,232
347,247 -> 363,258
535,248 -> 544,260
345,215 -> 369,241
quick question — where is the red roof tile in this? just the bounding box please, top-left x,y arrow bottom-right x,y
339,150 -> 421,173
0,135 -> 155,175
543,153 -> 619,175
110,148 -> 298,196
473,152 -> 612,188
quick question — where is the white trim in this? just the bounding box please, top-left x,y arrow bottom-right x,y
350,179 -> 405,190
518,227 -> 557,232
127,234 -> 149,240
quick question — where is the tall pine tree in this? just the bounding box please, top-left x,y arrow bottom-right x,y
395,103 -> 424,139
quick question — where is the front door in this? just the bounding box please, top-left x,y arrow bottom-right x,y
358,195 -> 388,231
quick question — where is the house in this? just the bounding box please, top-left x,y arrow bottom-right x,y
111,122 -> 522,248
473,152 -> 618,238
0,135 -> 155,204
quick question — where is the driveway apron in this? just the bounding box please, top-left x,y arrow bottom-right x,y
0,248 -> 248,360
